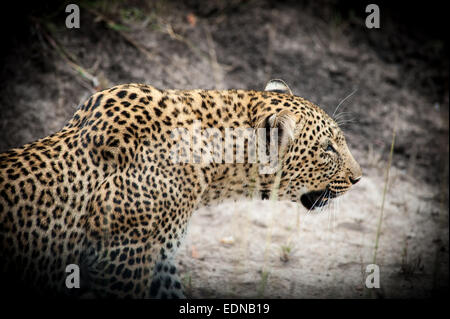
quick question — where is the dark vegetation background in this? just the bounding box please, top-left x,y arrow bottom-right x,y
0,0 -> 448,298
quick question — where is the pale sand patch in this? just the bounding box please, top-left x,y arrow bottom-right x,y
177,158 -> 448,298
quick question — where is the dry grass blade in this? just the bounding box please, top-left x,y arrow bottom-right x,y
205,26 -> 225,89
31,18 -> 100,91
367,111 -> 397,298
82,5 -> 155,61
165,23 -> 232,72
373,113 -> 397,265
257,269 -> 270,298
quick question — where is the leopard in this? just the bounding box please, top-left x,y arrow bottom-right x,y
0,79 -> 362,298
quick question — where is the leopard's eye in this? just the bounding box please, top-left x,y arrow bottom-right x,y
326,144 -> 336,153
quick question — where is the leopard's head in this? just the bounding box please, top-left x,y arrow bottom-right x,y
256,79 -> 362,210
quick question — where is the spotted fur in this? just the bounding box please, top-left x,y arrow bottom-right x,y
0,80 -> 361,298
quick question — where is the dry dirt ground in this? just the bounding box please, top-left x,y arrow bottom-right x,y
0,0 -> 448,298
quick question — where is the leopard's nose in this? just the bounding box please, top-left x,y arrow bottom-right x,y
349,176 -> 361,185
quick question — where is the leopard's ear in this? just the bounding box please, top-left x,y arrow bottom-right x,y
264,79 -> 293,95
256,109 -> 296,151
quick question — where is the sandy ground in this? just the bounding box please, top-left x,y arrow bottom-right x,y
178,152 -> 448,298
0,1 -> 448,298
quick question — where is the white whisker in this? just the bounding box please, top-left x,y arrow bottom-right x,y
333,111 -> 353,122
306,188 -> 327,216
332,88 -> 358,119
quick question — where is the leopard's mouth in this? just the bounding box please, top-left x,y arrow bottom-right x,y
300,188 -> 340,210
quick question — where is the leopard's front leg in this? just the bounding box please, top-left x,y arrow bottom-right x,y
83,166 -> 196,298
149,258 -> 185,299
81,235 -> 157,298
